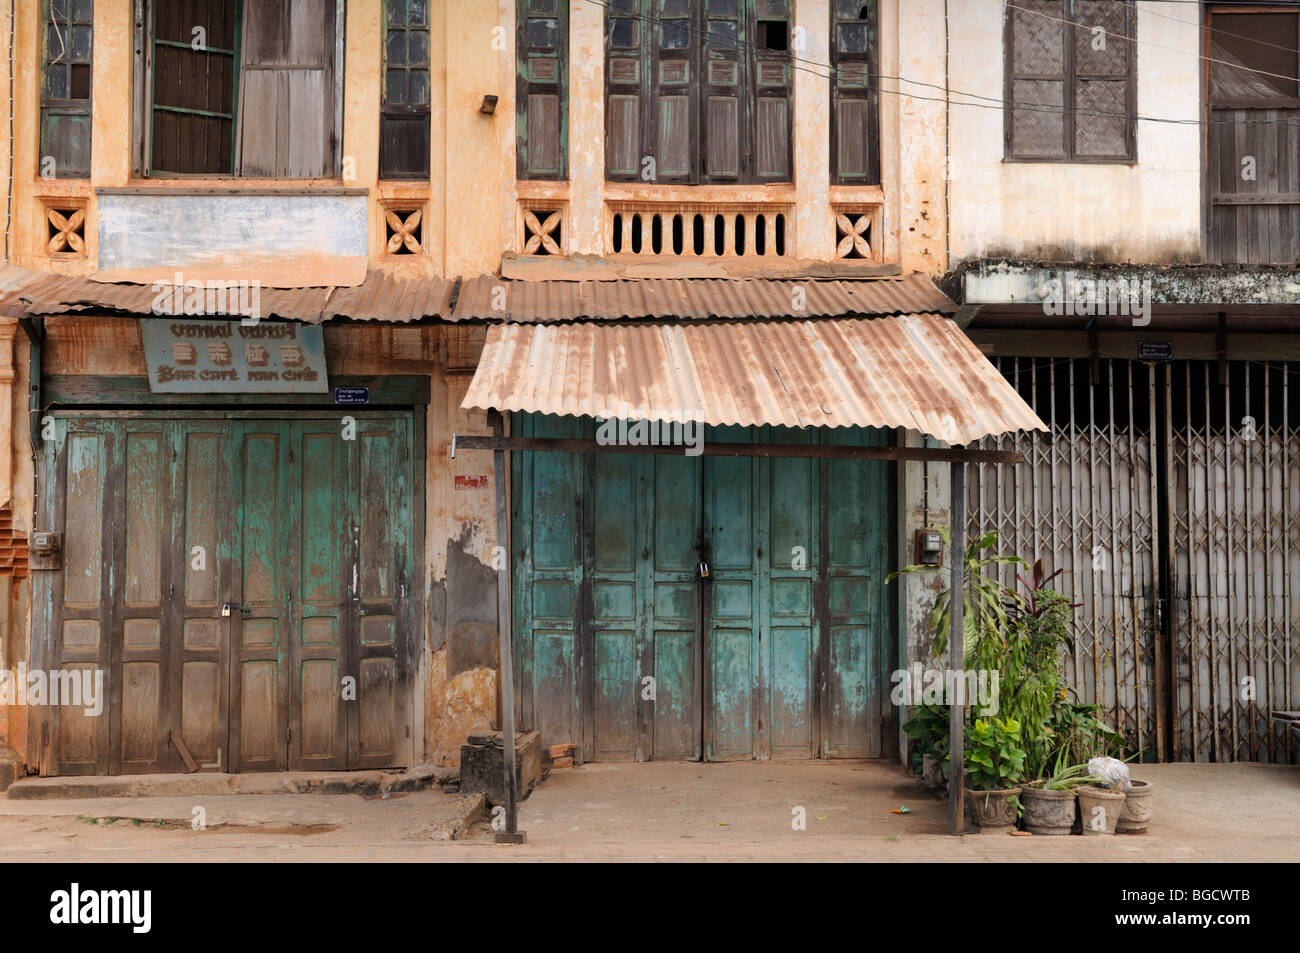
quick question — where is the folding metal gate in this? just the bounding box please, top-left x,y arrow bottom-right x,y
968,357 -> 1299,764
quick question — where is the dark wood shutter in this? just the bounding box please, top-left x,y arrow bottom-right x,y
703,2 -> 742,180
1006,0 -> 1134,161
238,0 -> 338,177
148,0 -> 239,175
653,0 -> 696,181
752,2 -> 792,182
380,0 -> 431,179
518,0 -> 568,180
830,0 -> 878,184
40,0 -> 94,178
1007,0 -> 1067,158
1071,0 -> 1131,158
606,1 -> 643,178
605,1 -> 791,185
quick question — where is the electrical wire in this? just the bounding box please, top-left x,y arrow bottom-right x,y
581,0 -> 1300,131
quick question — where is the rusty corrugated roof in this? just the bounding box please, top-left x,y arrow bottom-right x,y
452,272 -> 954,321
0,266 -> 954,325
0,269 -> 458,324
461,315 -> 1047,444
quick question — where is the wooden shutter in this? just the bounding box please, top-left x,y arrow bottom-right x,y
703,0 -> 742,180
1071,0 -> 1132,159
831,0 -> 877,184
148,0 -> 239,175
41,0 -> 94,178
1006,0 -> 1067,159
606,1 -> 643,179
518,0 -> 568,180
752,1 -> 791,181
238,0 -> 337,178
380,0 -> 431,179
653,0 -> 696,181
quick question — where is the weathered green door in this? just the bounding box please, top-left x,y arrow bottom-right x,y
513,415 -> 890,762
704,426 -> 820,761
37,412 -> 415,775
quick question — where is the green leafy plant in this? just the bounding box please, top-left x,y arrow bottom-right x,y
902,702 -> 950,772
964,716 -> 1027,791
887,528 -> 1025,660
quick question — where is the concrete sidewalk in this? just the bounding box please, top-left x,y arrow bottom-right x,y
0,760 -> 1294,862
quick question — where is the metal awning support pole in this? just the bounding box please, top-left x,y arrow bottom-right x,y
948,458 -> 965,836
490,410 -> 525,844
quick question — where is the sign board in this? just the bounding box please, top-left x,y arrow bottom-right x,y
334,385 -> 370,405
1137,340 -> 1174,362
141,319 -> 328,393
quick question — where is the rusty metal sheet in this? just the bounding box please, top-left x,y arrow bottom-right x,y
0,269 -> 952,327
461,315 -> 1048,444
451,273 -> 955,322
0,270 -> 458,324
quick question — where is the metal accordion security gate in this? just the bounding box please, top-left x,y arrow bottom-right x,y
967,356 -> 1299,764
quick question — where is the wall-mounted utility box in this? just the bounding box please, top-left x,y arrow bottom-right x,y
914,529 -> 944,567
30,531 -> 63,571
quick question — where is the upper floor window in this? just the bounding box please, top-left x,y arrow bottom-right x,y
1005,0 -> 1135,162
517,0 -> 568,180
137,0 -> 341,177
606,0 -> 793,184
831,0 -> 878,184
381,0 -> 431,179
41,0 -> 94,178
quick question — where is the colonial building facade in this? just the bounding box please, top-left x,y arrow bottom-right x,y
0,1 -> 1291,785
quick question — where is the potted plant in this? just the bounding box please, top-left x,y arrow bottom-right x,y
1020,752 -> 1089,835
964,716 -> 1027,833
1076,781 -> 1127,835
1117,778 -> 1154,833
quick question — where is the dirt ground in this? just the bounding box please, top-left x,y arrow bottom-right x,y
0,760 -> 1296,862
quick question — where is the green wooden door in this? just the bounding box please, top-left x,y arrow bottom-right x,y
512,415 -> 890,762
37,412 -> 415,776
704,426 -> 820,761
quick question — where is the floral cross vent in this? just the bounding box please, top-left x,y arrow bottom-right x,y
46,207 -> 86,255
523,209 -> 562,255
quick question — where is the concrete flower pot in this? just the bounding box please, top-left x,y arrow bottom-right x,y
965,787 -> 1022,833
1076,784 -> 1126,835
1117,779 -> 1154,833
1020,783 -> 1077,835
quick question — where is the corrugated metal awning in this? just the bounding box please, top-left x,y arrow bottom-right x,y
461,314 -> 1047,444
0,267 -> 953,324
452,272 -> 954,321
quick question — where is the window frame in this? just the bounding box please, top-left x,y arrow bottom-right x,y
1003,0 -> 1137,165
604,0 -> 793,186
133,0 -> 344,179
40,0 -> 95,179
830,0 -> 880,185
381,0 -> 432,181
517,0 -> 569,181
146,0 -> 242,177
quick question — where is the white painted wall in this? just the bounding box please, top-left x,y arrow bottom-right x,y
947,1 -> 1202,264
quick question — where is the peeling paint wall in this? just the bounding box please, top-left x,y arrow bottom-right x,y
948,1 -> 1202,264
894,429 -> 951,765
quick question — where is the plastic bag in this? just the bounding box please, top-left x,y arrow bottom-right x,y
1086,756 -> 1131,792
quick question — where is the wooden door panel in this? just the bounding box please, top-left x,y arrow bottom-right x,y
231,424 -> 289,771
173,424 -> 232,770
291,424 -> 347,769
349,416 -> 412,768
47,421 -> 115,776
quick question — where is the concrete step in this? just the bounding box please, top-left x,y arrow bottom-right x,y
6,764 -> 458,800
